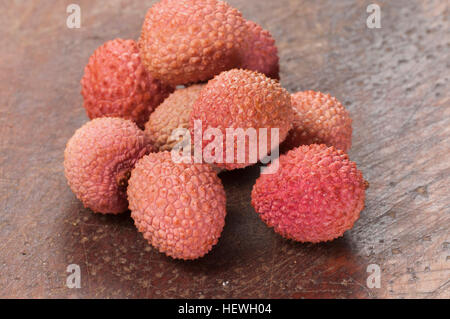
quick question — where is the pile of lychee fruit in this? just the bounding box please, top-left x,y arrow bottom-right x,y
64,0 -> 368,260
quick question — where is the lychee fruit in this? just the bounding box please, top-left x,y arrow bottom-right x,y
251,144 -> 367,243
145,84 -> 205,152
64,118 -> 154,214
190,69 -> 293,170
81,39 -> 174,128
281,91 -> 352,153
127,152 -> 227,260
139,0 -> 247,86
240,21 -> 280,80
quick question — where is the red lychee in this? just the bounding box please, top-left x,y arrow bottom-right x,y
251,144 -> 367,243
281,91 -> 352,153
190,69 -> 292,170
81,39 -> 174,128
127,152 -> 227,260
145,84 -> 205,152
139,0 -> 247,86
64,118 -> 154,214
241,21 -> 280,80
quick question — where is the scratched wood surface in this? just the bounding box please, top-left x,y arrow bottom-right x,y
0,0 -> 448,299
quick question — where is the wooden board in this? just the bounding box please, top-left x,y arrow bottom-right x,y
0,0 -> 448,298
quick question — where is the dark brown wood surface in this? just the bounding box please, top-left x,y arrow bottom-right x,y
0,0 -> 448,299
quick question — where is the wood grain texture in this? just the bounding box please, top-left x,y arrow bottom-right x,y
0,0 -> 448,298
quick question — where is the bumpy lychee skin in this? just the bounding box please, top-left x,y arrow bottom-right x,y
251,144 -> 367,243
81,39 -> 174,128
145,84 -> 204,152
240,21 -> 280,80
127,152 -> 227,260
281,91 -> 352,153
190,69 -> 293,170
64,118 -> 153,214
139,0 -> 247,86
